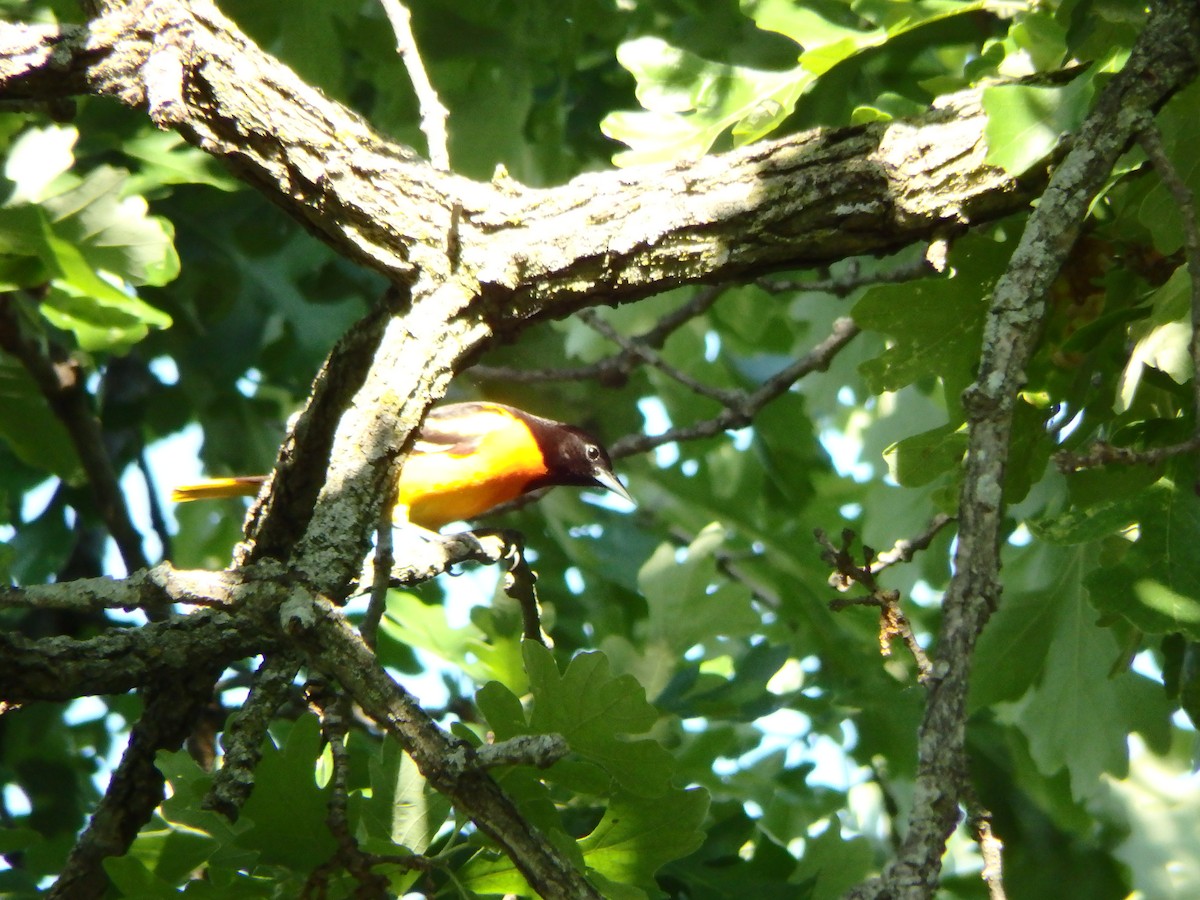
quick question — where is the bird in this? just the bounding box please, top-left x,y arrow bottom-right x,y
171,401 -> 633,530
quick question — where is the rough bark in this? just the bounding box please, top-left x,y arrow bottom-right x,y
5,0 -> 1198,897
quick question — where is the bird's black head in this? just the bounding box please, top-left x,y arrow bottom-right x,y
530,422 -> 633,502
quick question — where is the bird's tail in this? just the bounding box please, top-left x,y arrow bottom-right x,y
171,475 -> 268,503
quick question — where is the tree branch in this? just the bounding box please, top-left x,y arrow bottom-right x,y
849,2 -> 1200,896
49,669 -> 219,900
610,315 -> 861,457
204,652 -> 302,820
0,565 -> 286,702
379,0 -> 449,170
280,590 -> 602,899
2,2 -> 1040,324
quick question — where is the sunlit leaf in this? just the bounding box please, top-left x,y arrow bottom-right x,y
983,76 -> 1096,176
579,788 -> 709,893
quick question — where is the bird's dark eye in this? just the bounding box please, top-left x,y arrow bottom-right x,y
586,444 -> 600,461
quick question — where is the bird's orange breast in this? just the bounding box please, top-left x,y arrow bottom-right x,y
396,413 -> 549,529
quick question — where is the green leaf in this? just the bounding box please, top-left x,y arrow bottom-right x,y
122,129 -> 242,194
983,75 -> 1096,176
601,37 -> 809,166
1004,10 -> 1068,73
751,0 -> 992,72
637,523 -> 760,654
103,855 -> 180,899
1178,640 -> 1200,729
884,422 -> 966,487
1016,575 -> 1129,799
0,353 -> 83,482
1094,746 -> 1200,899
970,550 -> 1070,710
578,787 -> 709,892
123,825 -> 216,889
0,827 -> 41,854
1086,460 -> 1200,639
1136,81 -> 1200,254
156,750 -> 240,841
27,209 -> 173,351
235,715 -> 337,870
380,590 -> 526,692
854,232 -> 1011,402
1116,266 -> 1193,412
605,0 -> 993,166
789,828 -> 873,900
525,643 -> 675,798
356,739 -> 450,855
476,679 -> 529,741
1029,497 -> 1139,546
2,123 -> 76,204
39,164 -> 181,288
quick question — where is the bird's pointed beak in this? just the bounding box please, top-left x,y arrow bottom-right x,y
592,467 -> 634,505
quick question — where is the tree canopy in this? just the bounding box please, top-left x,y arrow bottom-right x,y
2,1 -> 1200,898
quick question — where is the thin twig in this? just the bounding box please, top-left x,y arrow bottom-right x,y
756,255 -> 934,297
579,308 -> 742,406
816,528 -> 934,684
1138,116 -> 1200,422
610,316 -> 861,457
362,500 -> 396,650
304,680 -> 389,900
1056,434 -> 1200,471
379,0 -> 449,170
137,444 -> 173,562
471,285 -> 728,385
868,513 -> 955,576
493,531 -> 549,646
666,525 -> 781,609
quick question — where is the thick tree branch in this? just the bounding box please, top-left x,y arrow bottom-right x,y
3,2 -> 1039,326
0,565 -> 286,702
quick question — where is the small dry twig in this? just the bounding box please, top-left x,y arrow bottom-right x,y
817,527 -> 934,684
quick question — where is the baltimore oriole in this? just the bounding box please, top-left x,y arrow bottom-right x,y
171,401 -> 633,530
